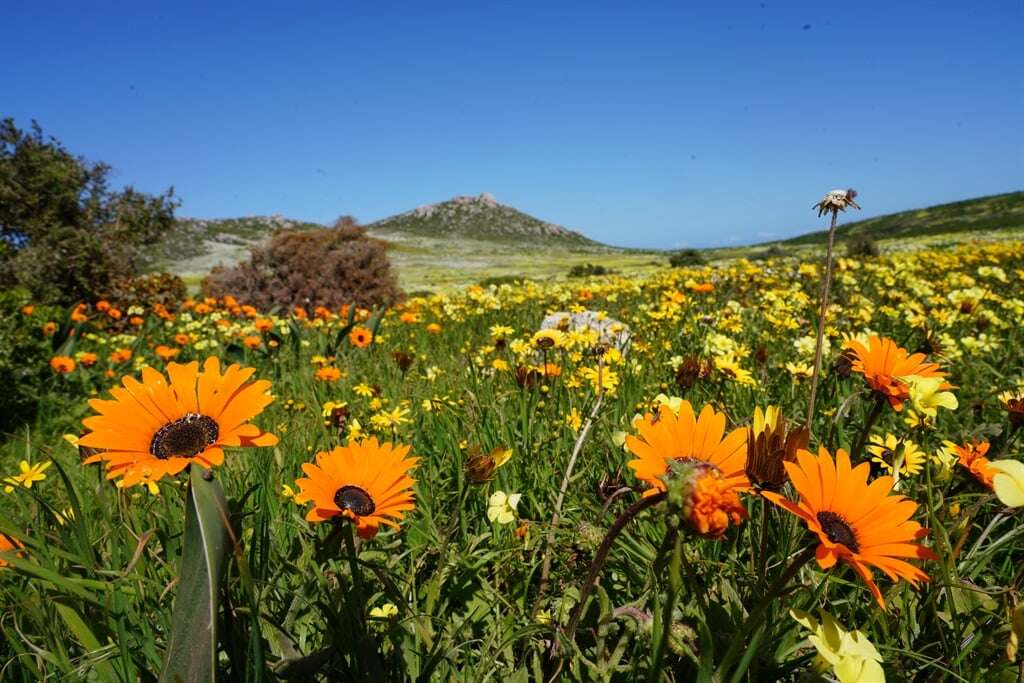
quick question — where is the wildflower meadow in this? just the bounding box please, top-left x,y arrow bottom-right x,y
1,232 -> 1023,681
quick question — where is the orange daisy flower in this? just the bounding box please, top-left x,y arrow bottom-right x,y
843,336 -> 947,411
50,356 -> 76,374
294,438 -> 418,539
762,447 -> 937,608
944,440 -> 996,489
349,326 -> 373,348
625,401 -> 748,497
78,358 -> 278,489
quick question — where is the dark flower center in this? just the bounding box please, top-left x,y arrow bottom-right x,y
149,413 -> 219,460
816,511 -> 860,553
334,485 -> 376,516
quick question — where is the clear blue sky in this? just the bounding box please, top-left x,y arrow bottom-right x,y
4,1 -> 1021,248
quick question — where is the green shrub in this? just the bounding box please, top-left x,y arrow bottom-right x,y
568,263 -> 611,278
0,290 -> 57,434
201,224 -> 402,310
750,245 -> 789,261
104,272 -> 187,311
668,249 -> 706,267
846,234 -> 881,258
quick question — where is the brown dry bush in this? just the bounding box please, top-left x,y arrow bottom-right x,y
201,224 -> 402,310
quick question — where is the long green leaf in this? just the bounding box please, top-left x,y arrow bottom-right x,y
54,602 -> 119,683
160,468 -> 230,683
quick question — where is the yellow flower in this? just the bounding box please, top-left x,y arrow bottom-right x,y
281,484 -> 298,500
566,408 -> 583,432
900,375 -> 957,418
785,361 -> 814,379
369,603 -> 399,619
491,447 -> 513,469
531,329 -> 565,350
579,366 -> 619,394
987,459 -> 1024,507
353,383 -> 375,397
3,460 -> 52,493
790,609 -> 884,683
492,358 -> 509,371
490,324 -> 515,338
371,407 -> 411,429
321,400 -> 347,418
866,434 -> 926,478
487,491 -> 521,524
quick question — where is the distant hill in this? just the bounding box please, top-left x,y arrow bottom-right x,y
152,193 -> 618,285
153,215 -> 324,272
780,191 -> 1024,245
366,192 -> 601,246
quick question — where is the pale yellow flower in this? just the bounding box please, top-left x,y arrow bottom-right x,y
487,491 -> 521,525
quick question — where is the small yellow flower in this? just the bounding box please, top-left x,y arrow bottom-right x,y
566,408 -> 583,432
487,491 -> 521,525
369,603 -> 399,619
353,383 -> 375,397
3,460 -> 52,493
281,484 -> 298,500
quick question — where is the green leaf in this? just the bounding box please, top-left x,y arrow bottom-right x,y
160,468 -> 231,683
54,602 -> 119,683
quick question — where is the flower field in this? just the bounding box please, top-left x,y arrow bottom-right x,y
2,233 -> 1023,681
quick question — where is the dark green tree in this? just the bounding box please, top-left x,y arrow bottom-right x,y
0,118 -> 178,303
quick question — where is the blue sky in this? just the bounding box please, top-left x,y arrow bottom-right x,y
4,1 -> 1021,248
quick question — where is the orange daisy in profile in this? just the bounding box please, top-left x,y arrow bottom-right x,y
349,326 -> 373,349
625,401 -> 748,497
294,438 -> 418,539
843,336 -> 947,410
762,447 -> 937,608
78,358 -> 278,489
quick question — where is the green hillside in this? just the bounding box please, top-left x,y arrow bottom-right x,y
781,191 -> 1024,245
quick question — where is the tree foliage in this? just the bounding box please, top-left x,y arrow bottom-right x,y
0,118 -> 178,303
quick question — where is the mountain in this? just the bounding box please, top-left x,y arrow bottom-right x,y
779,191 -> 1024,245
365,192 -> 601,245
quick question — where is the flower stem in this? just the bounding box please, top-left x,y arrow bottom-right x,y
806,209 -> 840,434
558,491 -> 666,652
851,393 -> 886,460
533,371 -> 605,617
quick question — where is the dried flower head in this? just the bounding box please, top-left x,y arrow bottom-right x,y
814,189 -> 861,217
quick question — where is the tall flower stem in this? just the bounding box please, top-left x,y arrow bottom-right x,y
851,394 -> 886,460
558,491 -> 666,652
533,358 -> 605,617
806,208 -> 840,433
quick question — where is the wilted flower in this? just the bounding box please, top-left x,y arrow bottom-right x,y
745,406 -> 808,491
813,188 -> 861,218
